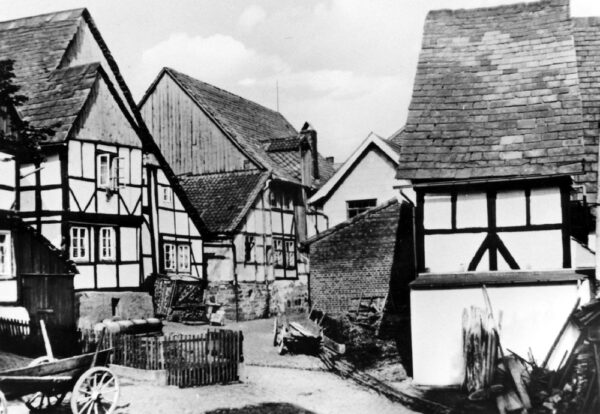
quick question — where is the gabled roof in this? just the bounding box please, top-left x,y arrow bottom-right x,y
179,170 -> 269,234
395,0 -> 595,190
309,132 -> 402,205
0,9 -> 209,236
140,68 -> 333,186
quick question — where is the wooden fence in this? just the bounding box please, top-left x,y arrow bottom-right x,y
0,317 -> 78,356
81,330 -> 243,387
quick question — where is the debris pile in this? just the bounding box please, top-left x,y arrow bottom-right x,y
464,292 -> 600,414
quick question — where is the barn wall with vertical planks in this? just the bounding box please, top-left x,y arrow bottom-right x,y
140,74 -> 254,175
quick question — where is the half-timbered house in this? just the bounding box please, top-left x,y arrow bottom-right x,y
0,9 -> 207,326
139,68 -> 335,320
395,0 -> 599,386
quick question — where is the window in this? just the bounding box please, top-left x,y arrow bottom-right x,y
245,236 -> 256,263
273,237 -> 296,269
178,245 -> 190,272
70,227 -> 89,262
347,199 -> 377,219
285,240 -> 296,268
274,238 -> 284,267
159,187 -> 172,206
0,232 -> 11,277
97,153 -> 126,189
99,227 -> 115,261
162,242 -> 191,274
163,243 -> 176,272
98,154 -> 111,188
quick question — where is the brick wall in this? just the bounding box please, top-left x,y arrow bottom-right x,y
308,200 -> 414,316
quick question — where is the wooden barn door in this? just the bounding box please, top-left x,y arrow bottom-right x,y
20,274 -> 76,354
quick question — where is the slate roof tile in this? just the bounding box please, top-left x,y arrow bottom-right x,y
395,0 -> 597,198
179,171 -> 269,234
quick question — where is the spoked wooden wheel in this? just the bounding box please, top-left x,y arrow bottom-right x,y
0,391 -> 7,414
24,356 -> 67,411
70,367 -> 120,414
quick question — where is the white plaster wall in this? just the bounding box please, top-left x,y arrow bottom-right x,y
411,281 -> 590,386
321,149 -> 399,227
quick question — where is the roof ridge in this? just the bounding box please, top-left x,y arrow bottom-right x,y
165,67 -> 284,117
0,8 -> 86,28
179,169 -> 268,178
305,198 -> 399,245
426,0 -> 564,20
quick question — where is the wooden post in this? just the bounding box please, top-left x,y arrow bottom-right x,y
39,320 -> 54,360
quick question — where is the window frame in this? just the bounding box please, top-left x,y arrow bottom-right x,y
161,241 -> 192,274
0,231 -> 12,278
159,186 -> 173,206
244,235 -> 256,264
99,227 -> 116,261
273,236 -> 296,270
70,227 -> 89,262
97,152 -> 126,190
346,198 -> 377,219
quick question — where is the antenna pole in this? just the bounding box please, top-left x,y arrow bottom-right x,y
276,80 -> 279,112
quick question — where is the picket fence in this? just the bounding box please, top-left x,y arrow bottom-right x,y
81,329 -> 243,387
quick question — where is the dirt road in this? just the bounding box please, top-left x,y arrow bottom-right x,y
119,365 -> 420,414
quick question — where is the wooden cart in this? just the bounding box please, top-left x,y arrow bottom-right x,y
0,326 -> 119,414
272,318 -> 322,355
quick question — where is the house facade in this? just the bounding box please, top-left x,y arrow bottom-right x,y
139,68 -> 335,320
309,132 -> 406,227
0,9 -> 207,327
395,0 -> 598,386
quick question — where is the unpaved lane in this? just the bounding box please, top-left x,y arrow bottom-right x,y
119,365 -> 421,414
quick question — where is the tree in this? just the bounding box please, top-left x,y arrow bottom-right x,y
0,59 -> 55,157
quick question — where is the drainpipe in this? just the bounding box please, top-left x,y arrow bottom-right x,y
231,240 -> 239,322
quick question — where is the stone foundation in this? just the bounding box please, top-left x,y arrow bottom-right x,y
204,279 -> 308,322
76,291 -> 154,329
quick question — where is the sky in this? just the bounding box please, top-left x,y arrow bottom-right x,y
2,0 -> 600,162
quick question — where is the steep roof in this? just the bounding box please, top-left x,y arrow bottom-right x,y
140,68 -> 333,186
395,0 -> 595,191
573,17 -> 600,200
0,9 -> 209,235
309,132 -> 402,205
264,136 -> 336,187
179,171 -> 269,234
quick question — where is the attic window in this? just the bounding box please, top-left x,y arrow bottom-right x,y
97,153 -> 126,190
347,199 -> 377,219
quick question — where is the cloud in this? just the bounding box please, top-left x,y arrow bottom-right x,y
238,5 -> 267,31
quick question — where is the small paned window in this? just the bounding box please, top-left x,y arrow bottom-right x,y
347,199 -> 377,219
99,227 -> 115,261
274,238 -> 284,267
98,153 -> 126,189
0,232 -> 11,277
160,187 -> 172,205
70,227 -> 89,262
163,243 -> 176,272
177,245 -> 190,272
285,240 -> 296,268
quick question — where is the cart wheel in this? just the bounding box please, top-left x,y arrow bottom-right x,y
24,356 -> 66,412
272,318 -> 279,347
0,391 -> 6,414
70,366 -> 120,414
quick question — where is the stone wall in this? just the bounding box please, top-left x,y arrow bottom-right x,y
76,291 -> 154,329
204,279 -> 308,322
